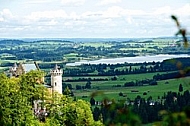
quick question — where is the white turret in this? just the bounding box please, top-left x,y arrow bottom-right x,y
50,64 -> 63,94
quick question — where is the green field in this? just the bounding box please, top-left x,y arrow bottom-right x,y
73,77 -> 190,100
81,42 -> 114,48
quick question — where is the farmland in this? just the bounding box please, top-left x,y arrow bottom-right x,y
1,38 -> 190,125
0,37 -> 190,102
71,76 -> 190,101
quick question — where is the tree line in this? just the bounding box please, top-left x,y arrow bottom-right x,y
90,89 -> 190,125
63,57 -> 190,77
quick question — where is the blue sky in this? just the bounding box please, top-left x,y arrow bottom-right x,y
0,0 -> 189,38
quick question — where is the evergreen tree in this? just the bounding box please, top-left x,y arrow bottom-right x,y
179,84 -> 183,92
90,97 -> 96,106
63,86 -> 71,95
85,80 -> 91,89
93,107 -> 101,121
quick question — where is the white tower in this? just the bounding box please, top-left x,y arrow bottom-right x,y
50,64 -> 63,94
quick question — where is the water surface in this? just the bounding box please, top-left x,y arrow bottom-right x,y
66,54 -> 190,66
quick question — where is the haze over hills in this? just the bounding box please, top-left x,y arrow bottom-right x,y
0,36 -> 185,43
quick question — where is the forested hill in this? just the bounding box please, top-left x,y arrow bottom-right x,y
0,39 -> 72,44
163,57 -> 190,67
0,39 -> 25,45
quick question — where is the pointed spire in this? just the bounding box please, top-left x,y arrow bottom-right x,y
13,62 -> 17,68
54,64 -> 59,70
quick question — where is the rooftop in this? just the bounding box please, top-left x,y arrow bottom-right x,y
22,64 -> 37,73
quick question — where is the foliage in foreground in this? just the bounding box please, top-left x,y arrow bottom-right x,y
0,71 -> 44,126
0,71 -> 102,126
45,94 -> 103,126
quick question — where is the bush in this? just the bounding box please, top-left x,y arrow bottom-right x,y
143,92 -> 147,95
119,92 -> 123,96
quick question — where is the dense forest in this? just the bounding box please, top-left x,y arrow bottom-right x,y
91,90 -> 190,125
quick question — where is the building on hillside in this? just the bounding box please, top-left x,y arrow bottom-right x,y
9,62 -> 39,77
9,62 -> 63,119
9,62 -> 63,94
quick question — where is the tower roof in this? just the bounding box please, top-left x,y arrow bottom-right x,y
54,64 -> 60,70
13,62 -> 17,68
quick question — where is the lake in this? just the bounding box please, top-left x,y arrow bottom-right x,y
66,54 -> 190,66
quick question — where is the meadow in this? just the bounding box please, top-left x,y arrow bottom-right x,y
65,72 -> 190,101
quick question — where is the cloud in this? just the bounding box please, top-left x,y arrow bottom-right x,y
61,0 -> 85,6
24,0 -> 53,4
102,6 -> 146,18
26,10 -> 68,21
102,6 -> 123,18
0,1 -> 190,38
175,4 -> 190,17
98,0 -> 121,5
0,6 -> 168,38
0,9 -> 14,21
153,6 -> 172,15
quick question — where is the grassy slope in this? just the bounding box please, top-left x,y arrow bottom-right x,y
71,75 -> 190,101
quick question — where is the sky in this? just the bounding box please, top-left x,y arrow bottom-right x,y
0,0 -> 190,38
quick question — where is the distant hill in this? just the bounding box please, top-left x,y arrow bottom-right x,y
0,39 -> 25,45
0,36 -> 188,43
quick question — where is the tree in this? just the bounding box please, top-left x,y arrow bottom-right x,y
85,80 -> 91,89
93,107 -> 101,121
179,84 -> 183,92
63,86 -> 71,95
0,70 -> 102,125
76,85 -> 82,90
100,98 -> 141,125
149,80 -> 158,85
0,71 -> 45,125
90,97 -> 96,106
119,92 -> 123,96
47,93 -> 103,126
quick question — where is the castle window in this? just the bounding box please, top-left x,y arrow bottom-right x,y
55,82 -> 57,86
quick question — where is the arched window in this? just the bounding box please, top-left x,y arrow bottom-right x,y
55,82 -> 57,86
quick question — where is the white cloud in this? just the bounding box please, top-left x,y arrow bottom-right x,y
98,0 -> 121,5
0,1 -> 189,38
100,18 -> 112,24
99,6 -> 146,19
26,10 -> 68,21
61,0 -> 85,6
24,0 -> 53,4
46,20 -> 58,26
0,17 -> 3,22
0,9 -> 14,21
175,4 -> 190,16
126,17 -> 132,24
153,6 -> 172,15
102,6 -> 123,18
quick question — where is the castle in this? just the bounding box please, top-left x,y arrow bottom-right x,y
9,62 -> 63,94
